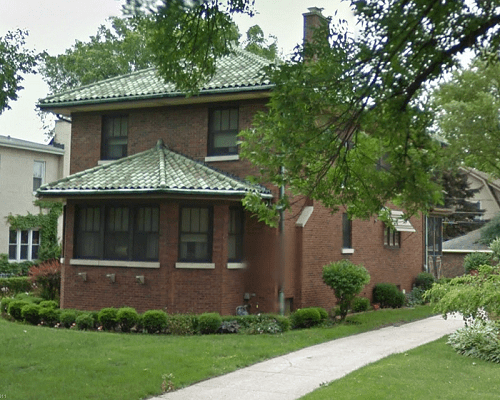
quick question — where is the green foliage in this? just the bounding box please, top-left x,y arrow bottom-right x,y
290,308 -> 321,329
14,292 -> 43,304
322,260 -> 371,320
116,307 -> 139,333
8,300 -> 30,320
243,25 -> 278,61
373,283 -> 405,309
197,312 -> 222,334
39,300 -> 58,309
0,254 -> 34,276
39,307 -> 60,326
0,276 -> 32,295
21,303 -> 41,325
405,287 -> 427,307
352,297 -> 370,313
414,272 -> 436,290
98,307 -> 119,331
313,307 -> 328,321
142,310 -> 168,334
463,252 -> 492,273
447,320 -> 500,364
1,297 -> 12,313
75,312 -> 95,330
59,309 -> 78,328
166,314 -> 198,335
0,29 -> 39,114
221,314 -> 290,334
480,213 -> 500,245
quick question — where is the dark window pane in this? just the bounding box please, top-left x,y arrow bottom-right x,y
179,207 -> 212,262
208,108 -> 239,156
9,230 -> 17,244
342,213 -> 351,248
229,208 -> 244,261
9,244 -> 16,260
20,245 -> 28,260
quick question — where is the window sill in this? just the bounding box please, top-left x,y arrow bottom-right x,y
204,155 -> 239,162
175,262 -> 215,269
227,262 -> 247,269
98,160 -> 117,165
341,248 -> 355,254
69,259 -> 160,268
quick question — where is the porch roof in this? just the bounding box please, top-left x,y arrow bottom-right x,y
36,140 -> 273,199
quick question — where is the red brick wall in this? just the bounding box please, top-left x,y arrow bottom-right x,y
441,252 -> 467,278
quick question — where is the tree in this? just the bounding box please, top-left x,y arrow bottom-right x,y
433,58 -> 500,178
41,17 -> 153,93
242,25 -> 277,61
0,29 -> 39,114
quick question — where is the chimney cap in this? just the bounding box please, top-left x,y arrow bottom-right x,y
306,7 -> 324,15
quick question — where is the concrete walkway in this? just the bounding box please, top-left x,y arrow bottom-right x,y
149,314 -> 464,400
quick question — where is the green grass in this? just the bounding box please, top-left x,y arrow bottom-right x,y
302,337 -> 500,400
0,306 -> 435,400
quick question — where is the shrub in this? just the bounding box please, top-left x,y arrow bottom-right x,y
166,314 -> 198,335
313,307 -> 328,321
198,312 -> 222,334
76,312 -> 95,330
8,300 -> 29,320
322,260 -> 371,320
405,287 -> 426,307
39,300 -> 58,309
28,259 -> 61,300
218,320 -> 240,334
373,283 -> 405,308
39,307 -> 60,326
222,314 -> 290,334
1,297 -> 13,313
447,320 -> 500,363
59,309 -> 78,328
14,293 -> 43,304
352,297 -> 370,313
21,303 -> 41,325
290,308 -> 321,329
116,307 -> 139,333
463,252 -> 492,274
0,277 -> 32,295
274,314 -> 291,332
414,272 -> 436,290
142,310 -> 168,334
98,307 -> 118,331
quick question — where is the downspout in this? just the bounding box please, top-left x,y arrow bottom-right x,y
279,166 -> 285,316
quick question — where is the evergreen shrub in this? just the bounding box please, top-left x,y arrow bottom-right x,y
98,307 -> 118,331
463,252 -> 492,274
198,312 -> 222,334
116,307 -> 139,333
59,309 -> 78,328
414,272 -> 436,290
290,308 -> 321,329
76,312 -> 94,330
21,303 -> 41,325
8,300 -> 30,320
352,297 -> 370,312
39,307 -> 60,326
142,310 -> 168,333
39,300 -> 58,309
1,297 -> 13,313
373,283 -> 405,308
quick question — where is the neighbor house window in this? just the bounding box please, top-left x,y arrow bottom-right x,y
102,115 -> 128,160
384,227 -> 400,248
9,229 -> 40,261
33,161 -> 45,191
208,108 -> 239,156
179,206 -> 212,262
74,205 -> 158,261
228,207 -> 244,262
342,213 -> 352,249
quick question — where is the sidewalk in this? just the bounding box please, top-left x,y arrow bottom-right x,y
149,314 -> 464,400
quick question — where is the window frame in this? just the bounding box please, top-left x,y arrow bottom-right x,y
228,207 -> 244,262
384,226 -> 401,248
8,229 -> 40,262
208,107 -> 239,156
342,213 -> 352,249
74,204 -> 159,262
178,206 -> 213,263
33,160 -> 46,192
101,115 -> 129,160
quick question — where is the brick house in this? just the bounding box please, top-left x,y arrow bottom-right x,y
37,10 -> 425,315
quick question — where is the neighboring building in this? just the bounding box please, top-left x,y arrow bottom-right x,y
37,9 -> 425,314
0,122 -> 69,263
461,167 -> 500,221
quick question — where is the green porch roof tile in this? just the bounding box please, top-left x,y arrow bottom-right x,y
39,48 -> 273,108
37,140 -> 273,198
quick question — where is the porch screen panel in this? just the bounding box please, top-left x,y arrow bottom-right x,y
179,207 -> 211,262
75,207 -> 101,258
105,207 -> 130,259
133,206 -> 159,261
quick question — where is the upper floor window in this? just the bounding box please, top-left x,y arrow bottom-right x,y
342,213 -> 352,249
208,108 -> 239,156
384,227 -> 400,248
179,206 -> 213,262
33,161 -> 45,191
102,116 -> 128,160
9,229 -> 40,261
228,207 -> 244,262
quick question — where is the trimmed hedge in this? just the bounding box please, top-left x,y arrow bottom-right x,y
60,309 -> 78,328
116,307 -> 139,333
352,297 -> 370,313
39,307 -> 60,326
8,300 -> 29,320
0,277 -> 32,295
1,297 -> 13,313
290,308 -> 321,329
76,312 -> 95,330
373,283 -> 405,308
21,303 -> 41,325
414,272 -> 436,290
198,312 -> 222,334
142,310 -> 168,334
98,307 -> 118,331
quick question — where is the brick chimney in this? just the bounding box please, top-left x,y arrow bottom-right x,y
303,7 -> 329,45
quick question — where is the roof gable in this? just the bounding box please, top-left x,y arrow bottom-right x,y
37,140 -> 272,199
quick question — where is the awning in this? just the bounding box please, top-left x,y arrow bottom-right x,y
390,210 -> 416,232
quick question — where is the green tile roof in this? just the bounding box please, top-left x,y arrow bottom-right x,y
37,140 -> 272,198
39,48 -> 273,109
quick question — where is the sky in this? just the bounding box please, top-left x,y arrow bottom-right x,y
0,0 -> 355,144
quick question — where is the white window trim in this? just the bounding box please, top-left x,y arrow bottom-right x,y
69,259 -> 160,269
341,248 -> 355,254
9,229 -> 40,262
175,262 -> 215,269
227,262 -> 247,269
33,160 -> 46,193
204,155 -> 240,162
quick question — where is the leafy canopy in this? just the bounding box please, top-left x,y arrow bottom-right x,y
128,1 -> 500,221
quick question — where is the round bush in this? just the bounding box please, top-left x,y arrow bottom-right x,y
8,300 -> 30,320
21,303 -> 41,325
352,297 -> 370,313
116,307 -> 139,333
1,297 -> 13,313
313,307 -> 328,321
198,312 -> 222,334
39,307 -> 60,326
76,312 -> 95,330
290,308 -> 321,329
98,307 -> 118,331
142,310 -> 168,334
39,300 -> 59,309
59,309 -> 78,328
373,283 -> 405,308
463,252 -> 492,274
414,272 -> 436,290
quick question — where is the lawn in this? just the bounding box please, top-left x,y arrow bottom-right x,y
0,306 -> 435,400
302,337 -> 500,400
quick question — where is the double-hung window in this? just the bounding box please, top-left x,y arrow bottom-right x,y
179,207 -> 212,262
101,116 -> 128,160
228,207 -> 244,262
9,229 -> 40,261
384,227 -> 400,248
342,213 -> 352,249
74,205 -> 159,261
33,161 -> 45,191
208,108 -> 239,156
